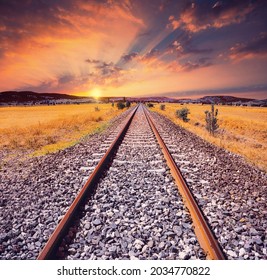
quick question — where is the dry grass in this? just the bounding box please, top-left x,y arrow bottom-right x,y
0,103 -> 125,157
151,104 -> 267,172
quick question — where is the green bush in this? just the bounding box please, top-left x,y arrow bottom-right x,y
160,104 -> 165,110
176,107 -> 190,122
205,104 -> 219,136
117,102 -> 125,110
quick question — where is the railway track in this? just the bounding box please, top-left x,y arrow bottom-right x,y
148,111 -> 267,260
37,104 -> 224,260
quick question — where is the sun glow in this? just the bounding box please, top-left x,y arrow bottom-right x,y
90,88 -> 102,99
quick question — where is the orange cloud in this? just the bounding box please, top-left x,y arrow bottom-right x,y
0,1 -> 144,93
168,1 -> 255,33
229,33 -> 267,61
0,0 -> 266,98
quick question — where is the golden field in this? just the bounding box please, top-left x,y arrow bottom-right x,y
151,104 -> 267,172
0,104 -> 125,158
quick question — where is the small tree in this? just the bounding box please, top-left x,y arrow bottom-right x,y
117,102 -> 125,110
176,107 -> 190,122
205,104 -> 219,136
147,103 -> 154,108
126,101 -> 131,108
111,102 -> 114,107
160,104 -> 165,110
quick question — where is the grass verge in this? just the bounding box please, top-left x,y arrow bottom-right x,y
0,104 -> 125,159
151,103 -> 267,172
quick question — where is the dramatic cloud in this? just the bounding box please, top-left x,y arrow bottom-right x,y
85,59 -> 102,64
121,52 -> 139,62
0,0 -> 266,98
167,57 -> 213,73
230,32 -> 267,60
168,0 -> 263,33
181,57 -> 213,71
95,62 -> 122,77
0,0 -> 144,93
167,36 -> 212,57
58,73 -> 76,84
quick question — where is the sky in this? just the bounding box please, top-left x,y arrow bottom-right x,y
0,0 -> 267,99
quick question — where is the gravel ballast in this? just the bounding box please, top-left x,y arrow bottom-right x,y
149,110 -> 267,260
0,108 -> 133,259
60,105 -> 204,260
1,104 -> 266,260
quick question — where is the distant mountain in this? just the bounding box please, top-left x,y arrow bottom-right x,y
193,95 -> 255,104
0,91 -> 85,103
1,91 -> 266,107
177,96 -> 267,106
124,95 -> 257,104
126,95 -> 267,106
244,99 -> 267,107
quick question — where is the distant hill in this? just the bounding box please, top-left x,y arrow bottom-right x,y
124,95 -> 257,104
244,99 -> 267,107
183,96 -> 267,106
193,95 -> 255,104
0,91 -> 85,103
1,91 -> 266,107
125,95 -> 266,106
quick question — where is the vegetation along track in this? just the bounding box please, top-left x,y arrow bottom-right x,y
1,104 -> 265,260
0,108 -> 135,260
38,104 -> 224,260
148,110 -> 267,260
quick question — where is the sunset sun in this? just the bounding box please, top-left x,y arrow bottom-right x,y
90,88 -> 101,99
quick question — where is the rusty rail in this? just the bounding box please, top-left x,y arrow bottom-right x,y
37,105 -> 139,259
143,104 -> 225,260
38,103 -> 224,260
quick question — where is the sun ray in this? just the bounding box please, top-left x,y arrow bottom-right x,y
90,88 -> 102,99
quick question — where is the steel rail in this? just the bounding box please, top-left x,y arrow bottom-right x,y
143,104 -> 225,260
37,105 -> 139,260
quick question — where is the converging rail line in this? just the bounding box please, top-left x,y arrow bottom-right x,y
37,104 -> 225,260
143,106 -> 224,260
